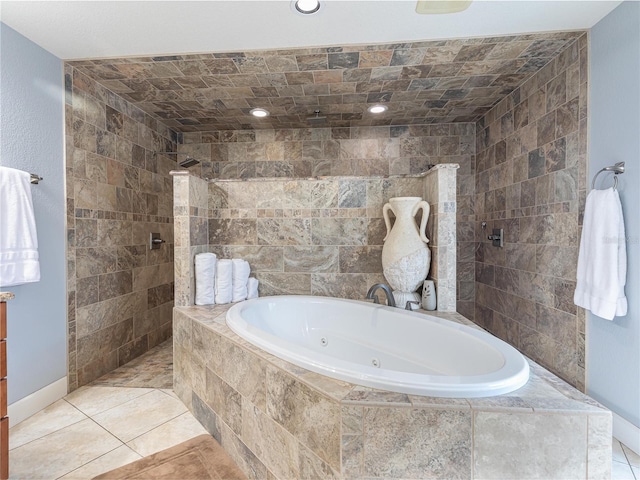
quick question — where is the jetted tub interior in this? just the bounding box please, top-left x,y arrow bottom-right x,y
226,295 -> 529,398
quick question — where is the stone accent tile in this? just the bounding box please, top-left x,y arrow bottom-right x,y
76,247 -> 117,278
474,412 -> 587,479
76,275 -> 99,308
338,246 -> 383,273
209,218 -> 257,245
255,273 -> 311,296
298,442 -> 340,479
310,273 -> 368,299
338,179 -> 367,208
266,366 -> 341,470
205,367 -> 242,435
213,245 -> 284,272
208,332 -> 267,412
219,420 -> 268,480
257,218 -> 311,246
241,398 -> 300,480
191,392 -> 221,441
341,434 -> 363,478
311,218 -> 367,246
76,318 -> 133,369
363,407 -> 472,478
98,271 -> 133,301
283,246 -> 339,273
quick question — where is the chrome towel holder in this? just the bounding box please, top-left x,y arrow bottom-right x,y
591,162 -> 625,190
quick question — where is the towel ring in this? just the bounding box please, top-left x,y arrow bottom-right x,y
591,162 -> 625,190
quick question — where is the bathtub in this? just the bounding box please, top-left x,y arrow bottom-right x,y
226,295 -> 529,398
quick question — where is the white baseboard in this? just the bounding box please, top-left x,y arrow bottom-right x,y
613,411 -> 640,456
7,377 -> 67,426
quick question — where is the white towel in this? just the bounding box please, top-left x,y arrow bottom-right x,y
232,259 -> 251,302
247,277 -> 259,299
215,259 -> 233,304
574,187 -> 627,320
195,253 -> 217,305
0,167 -> 40,287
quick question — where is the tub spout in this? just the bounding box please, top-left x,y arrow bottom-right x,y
366,283 -> 396,307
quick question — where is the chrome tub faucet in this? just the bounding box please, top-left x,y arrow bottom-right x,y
366,283 -> 396,307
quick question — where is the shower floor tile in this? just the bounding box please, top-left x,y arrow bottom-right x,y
89,338 -> 173,389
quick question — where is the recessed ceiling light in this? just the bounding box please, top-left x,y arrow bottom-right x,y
293,0 -> 320,15
368,105 -> 388,114
250,108 -> 270,118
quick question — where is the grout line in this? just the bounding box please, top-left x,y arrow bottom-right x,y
8,400 -> 90,451
53,443 -> 135,480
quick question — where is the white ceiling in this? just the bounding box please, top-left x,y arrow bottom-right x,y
0,0 -> 622,60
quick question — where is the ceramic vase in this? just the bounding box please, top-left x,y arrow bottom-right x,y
381,197 -> 431,308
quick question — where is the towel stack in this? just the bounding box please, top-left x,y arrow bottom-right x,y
0,167 -> 40,287
232,259 -> 250,302
574,187 -> 627,320
195,253 -> 217,305
194,254 -> 259,305
215,259 -> 233,304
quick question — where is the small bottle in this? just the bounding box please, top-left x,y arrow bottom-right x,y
422,280 -> 437,311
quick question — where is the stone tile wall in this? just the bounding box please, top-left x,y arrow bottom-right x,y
178,124 -> 474,180
178,124 -> 475,313
174,304 -> 611,480
205,170 -> 456,306
423,165 -> 458,311
65,66 -> 178,389
172,172 -> 210,307
473,34 -> 588,389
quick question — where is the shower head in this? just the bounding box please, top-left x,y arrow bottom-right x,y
307,110 -> 327,126
179,156 -> 200,168
155,151 -> 200,168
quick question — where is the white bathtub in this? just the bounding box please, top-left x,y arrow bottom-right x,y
226,295 -> 530,398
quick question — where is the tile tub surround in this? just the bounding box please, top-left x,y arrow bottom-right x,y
65,66 -> 178,389
173,304 -> 612,480
473,33 -> 588,389
172,165 -> 457,310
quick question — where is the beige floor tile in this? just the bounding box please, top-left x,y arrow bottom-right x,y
621,443 -> 640,468
64,385 -> 154,417
91,389 -> 187,443
160,388 -> 180,400
614,439 -> 629,464
612,460 -> 636,480
9,418 -> 122,480
126,411 -> 208,457
58,445 -> 142,479
9,399 -> 87,450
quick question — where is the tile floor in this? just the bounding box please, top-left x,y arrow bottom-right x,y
8,340 -> 207,479
614,437 -> 640,480
8,338 -> 640,479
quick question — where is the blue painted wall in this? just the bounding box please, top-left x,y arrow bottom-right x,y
0,23 -> 66,403
588,1 -> 640,429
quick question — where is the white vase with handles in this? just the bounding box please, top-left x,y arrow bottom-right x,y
381,197 -> 431,308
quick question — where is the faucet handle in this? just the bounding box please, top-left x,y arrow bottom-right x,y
405,301 -> 420,311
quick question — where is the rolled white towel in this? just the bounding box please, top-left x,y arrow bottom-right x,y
215,259 -> 233,304
195,253 -> 217,305
232,259 -> 251,302
247,277 -> 259,299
